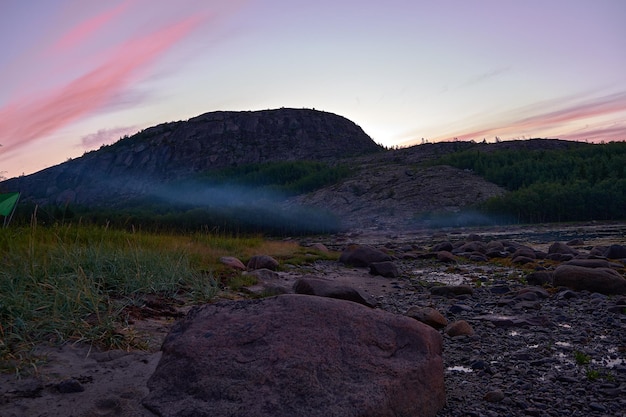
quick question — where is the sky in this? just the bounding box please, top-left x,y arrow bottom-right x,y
1,0 -> 625,179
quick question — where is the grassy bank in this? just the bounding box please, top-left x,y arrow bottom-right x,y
0,221 -> 333,373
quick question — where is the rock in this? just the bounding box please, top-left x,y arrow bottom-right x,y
339,244 -> 392,267
219,256 -> 246,271
546,253 -> 574,262
564,259 -> 618,269
406,306 -> 448,329
242,269 -> 290,296
566,238 -> 585,246
247,255 -> 279,271
56,379 -> 84,394
432,241 -> 453,252
369,261 -> 400,278
310,243 -> 329,252
445,320 -> 474,337
456,241 -> 486,254
144,295 -> 445,417
293,277 -> 375,307
436,251 -> 458,263
430,285 -> 474,297
548,242 -> 579,256
526,271 -> 554,286
606,244 -> 626,259
511,248 -> 536,259
484,389 -> 505,403
553,265 -> 626,295
512,255 -> 535,265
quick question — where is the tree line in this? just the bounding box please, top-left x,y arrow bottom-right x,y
431,141 -> 626,223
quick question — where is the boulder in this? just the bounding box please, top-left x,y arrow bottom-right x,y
293,277 -> 375,307
430,285 -> 474,297
436,251 -> 458,263
431,241 -> 453,252
219,256 -> 246,270
406,306 -> 448,329
247,255 -> 280,271
242,269 -> 290,296
605,244 -> 626,259
369,261 -> 400,278
553,265 -> 626,295
339,244 -> 392,267
564,259 -> 621,269
445,320 -> 474,337
548,242 -> 579,256
526,271 -> 554,286
143,295 -> 445,417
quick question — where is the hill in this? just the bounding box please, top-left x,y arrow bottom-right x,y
3,108 -> 623,233
1,108 -> 382,207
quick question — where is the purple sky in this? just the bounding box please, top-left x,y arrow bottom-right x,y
1,0 -> 625,178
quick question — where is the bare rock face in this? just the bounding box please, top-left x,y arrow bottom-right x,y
143,294 -> 445,417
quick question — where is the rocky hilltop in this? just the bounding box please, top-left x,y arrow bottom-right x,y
2,108 -> 588,230
2,108 -> 382,206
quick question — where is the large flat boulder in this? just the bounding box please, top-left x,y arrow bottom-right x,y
143,294 -> 444,417
553,265 -> 626,295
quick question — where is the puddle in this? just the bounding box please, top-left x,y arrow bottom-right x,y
414,270 -> 468,285
446,366 -> 473,373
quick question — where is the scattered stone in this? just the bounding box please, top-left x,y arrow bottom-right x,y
144,295 -> 445,417
247,255 -> 279,271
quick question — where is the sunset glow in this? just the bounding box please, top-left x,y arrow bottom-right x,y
1,0 -> 624,178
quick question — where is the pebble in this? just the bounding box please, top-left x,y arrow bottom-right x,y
373,257 -> 626,417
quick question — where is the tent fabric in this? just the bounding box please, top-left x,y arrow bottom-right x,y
0,192 -> 20,217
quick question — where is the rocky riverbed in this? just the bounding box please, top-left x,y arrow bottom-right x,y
306,223 -> 626,417
1,222 -> 625,417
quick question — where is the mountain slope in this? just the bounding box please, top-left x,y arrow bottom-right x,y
2,108 -> 382,207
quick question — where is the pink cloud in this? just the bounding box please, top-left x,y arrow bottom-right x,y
0,13 -> 207,155
50,1 -> 133,54
436,92 -> 626,142
80,126 -> 139,150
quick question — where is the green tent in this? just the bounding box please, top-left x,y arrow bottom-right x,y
0,192 -> 20,227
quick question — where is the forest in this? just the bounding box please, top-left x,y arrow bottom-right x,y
430,141 -> 626,223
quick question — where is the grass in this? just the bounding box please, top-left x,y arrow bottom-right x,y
0,220 -> 332,373
573,350 -> 591,365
